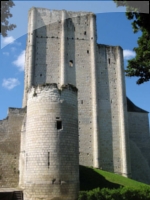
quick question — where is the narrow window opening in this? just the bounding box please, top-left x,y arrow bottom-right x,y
87,50 -> 89,54
57,120 -> 62,130
48,152 -> 50,168
108,58 -> 110,64
40,74 -> 42,77
84,31 -> 86,35
69,60 -> 73,67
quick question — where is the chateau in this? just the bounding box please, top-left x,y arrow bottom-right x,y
0,7 -> 150,200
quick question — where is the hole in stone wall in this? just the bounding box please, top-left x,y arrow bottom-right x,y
84,31 -> 86,35
69,60 -> 73,67
87,50 -> 89,54
48,152 -> 50,168
108,58 -> 110,64
40,74 -> 42,77
56,120 -> 62,130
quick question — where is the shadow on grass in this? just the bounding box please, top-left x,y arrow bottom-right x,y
79,165 -> 121,191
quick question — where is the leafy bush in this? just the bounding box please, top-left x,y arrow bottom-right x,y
78,187 -> 150,200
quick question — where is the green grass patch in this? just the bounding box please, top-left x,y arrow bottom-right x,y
79,165 -> 150,200
79,165 -> 150,191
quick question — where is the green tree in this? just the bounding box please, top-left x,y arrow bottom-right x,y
1,0 -> 16,37
114,0 -> 150,84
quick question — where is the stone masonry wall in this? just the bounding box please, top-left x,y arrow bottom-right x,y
0,108 -> 25,188
128,112 -> 150,183
22,7 -> 130,175
96,44 -> 130,176
22,7 -> 98,168
24,84 -> 79,200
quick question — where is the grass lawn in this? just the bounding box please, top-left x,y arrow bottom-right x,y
79,165 -> 150,191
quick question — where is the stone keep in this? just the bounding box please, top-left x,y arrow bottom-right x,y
23,7 -> 130,176
0,7 -> 150,200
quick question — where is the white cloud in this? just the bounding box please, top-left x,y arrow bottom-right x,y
123,50 -> 136,60
3,36 -> 15,45
2,78 -> 20,90
12,50 -> 25,71
3,52 -> 9,56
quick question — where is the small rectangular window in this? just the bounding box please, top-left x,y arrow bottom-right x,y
57,120 -> 62,130
69,60 -> 73,67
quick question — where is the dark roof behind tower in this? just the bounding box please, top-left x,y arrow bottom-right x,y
127,97 -> 149,113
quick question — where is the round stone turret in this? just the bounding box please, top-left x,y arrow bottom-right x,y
24,84 -> 79,200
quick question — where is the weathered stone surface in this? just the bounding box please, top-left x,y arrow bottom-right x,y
0,7 -> 150,200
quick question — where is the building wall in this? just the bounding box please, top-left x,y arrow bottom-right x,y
128,112 -> 150,183
24,84 -> 79,200
22,7 -> 131,176
0,108 -> 25,188
96,44 -> 131,176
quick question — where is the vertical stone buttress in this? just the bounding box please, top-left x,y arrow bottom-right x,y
22,7 -> 36,107
60,10 -> 66,86
24,84 -> 79,200
28,7 -> 36,88
90,14 -> 99,168
19,116 -> 26,187
116,47 -> 131,177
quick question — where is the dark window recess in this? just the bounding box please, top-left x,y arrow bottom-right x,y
87,50 -> 89,54
84,31 -> 86,35
57,120 -> 62,130
108,58 -> 110,64
69,60 -> 73,67
48,152 -> 50,168
40,74 -> 42,77
56,117 -> 60,119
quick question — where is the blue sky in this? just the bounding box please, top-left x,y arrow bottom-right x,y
0,1 -> 150,126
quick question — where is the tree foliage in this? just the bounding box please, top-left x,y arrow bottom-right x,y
1,0 -> 16,37
114,0 -> 150,84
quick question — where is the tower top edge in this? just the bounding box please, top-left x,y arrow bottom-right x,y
28,83 -> 78,93
28,7 -> 95,16
97,43 -> 123,50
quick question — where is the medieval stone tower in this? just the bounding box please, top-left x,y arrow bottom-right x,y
0,7 -> 150,200
23,6 -> 131,173
21,7 -> 131,199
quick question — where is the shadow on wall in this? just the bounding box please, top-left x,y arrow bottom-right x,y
0,191 -> 23,200
79,165 -> 120,191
